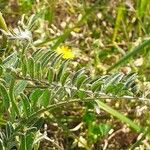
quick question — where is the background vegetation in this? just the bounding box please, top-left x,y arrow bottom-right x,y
0,0 -> 150,149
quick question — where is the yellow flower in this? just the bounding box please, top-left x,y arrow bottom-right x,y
56,45 -> 74,59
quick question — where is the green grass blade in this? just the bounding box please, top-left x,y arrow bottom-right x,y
136,0 -> 150,18
95,100 -> 141,132
112,4 -> 124,42
107,39 -> 150,72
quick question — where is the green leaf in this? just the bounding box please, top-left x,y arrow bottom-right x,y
3,52 -> 18,68
35,62 -> 42,80
20,93 -> 31,117
0,139 -> 4,150
47,67 -> 55,84
26,132 -> 35,150
91,78 -> 103,92
21,54 -> 28,76
89,123 -> 111,140
60,71 -> 70,86
41,51 -> 56,67
0,83 -> 10,109
76,90 -> 87,99
27,57 -> 35,78
50,54 -> 62,67
103,73 -> 124,91
124,73 -> 137,88
91,76 -> 108,92
38,89 -> 51,107
14,80 -> 28,96
30,89 -> 43,108
0,118 -> 6,125
32,117 -> 44,130
6,122 -> 14,139
0,12 -> 8,55
9,79 -> 20,117
98,124 -> 111,137
0,132 -> 6,141
0,12 -> 8,32
57,60 -> 69,81
83,112 -> 95,124
106,83 -> 125,95
20,134 -> 27,150
0,65 -> 3,76
32,49 -> 45,62
76,74 -> 87,89
72,68 -> 85,85
51,87 -> 63,100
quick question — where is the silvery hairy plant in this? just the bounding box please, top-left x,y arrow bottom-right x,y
0,13 -> 149,150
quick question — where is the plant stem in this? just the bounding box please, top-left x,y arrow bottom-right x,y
16,75 -> 150,102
